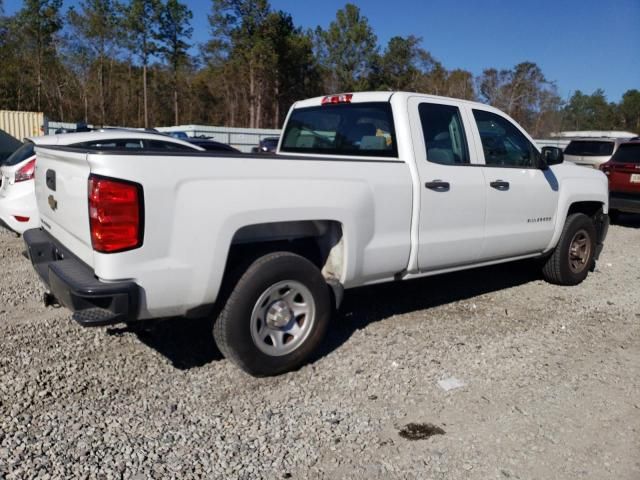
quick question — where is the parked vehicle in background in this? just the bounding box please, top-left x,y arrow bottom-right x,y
600,139 -> 640,218
24,91 -> 609,376
564,137 -> 628,169
187,138 -> 241,152
0,128 -> 22,165
0,131 -> 203,234
168,131 -> 189,140
251,136 -> 279,153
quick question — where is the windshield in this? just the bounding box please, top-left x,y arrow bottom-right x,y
281,102 -> 397,157
2,142 -> 34,167
564,140 -> 614,156
610,143 -> 640,163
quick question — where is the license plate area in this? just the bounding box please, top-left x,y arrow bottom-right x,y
631,174 -> 640,183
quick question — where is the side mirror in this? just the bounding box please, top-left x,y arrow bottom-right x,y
540,146 -> 564,168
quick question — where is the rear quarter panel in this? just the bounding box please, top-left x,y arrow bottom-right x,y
86,152 -> 413,319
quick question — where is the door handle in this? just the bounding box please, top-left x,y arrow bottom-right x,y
490,180 -> 510,191
425,180 -> 450,192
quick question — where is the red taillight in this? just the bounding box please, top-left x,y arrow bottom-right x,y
88,175 -> 143,253
15,158 -> 36,182
14,215 -> 30,222
321,93 -> 353,105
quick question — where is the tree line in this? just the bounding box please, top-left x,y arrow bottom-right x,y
0,0 -> 638,136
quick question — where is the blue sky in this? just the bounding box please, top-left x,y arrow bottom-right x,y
4,0 -> 639,102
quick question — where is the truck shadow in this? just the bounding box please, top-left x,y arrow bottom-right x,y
314,259 -> 543,362
110,316 -> 224,369
129,259 -> 543,370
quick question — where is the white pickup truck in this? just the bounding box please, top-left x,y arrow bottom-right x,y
24,92 -> 609,376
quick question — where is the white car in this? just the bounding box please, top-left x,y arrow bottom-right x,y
0,130 -> 203,234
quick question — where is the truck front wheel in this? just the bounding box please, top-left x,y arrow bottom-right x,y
542,213 -> 597,285
213,252 -> 331,376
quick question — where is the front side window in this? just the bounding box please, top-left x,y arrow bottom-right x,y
473,109 -> 538,168
419,103 -> 469,165
281,102 -> 397,157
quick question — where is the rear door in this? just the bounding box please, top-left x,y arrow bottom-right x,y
469,108 -> 558,260
408,96 -> 487,271
34,147 -> 94,266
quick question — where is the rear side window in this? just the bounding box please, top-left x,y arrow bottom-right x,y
610,143 -> 640,163
3,142 -> 34,166
145,140 -> 196,151
281,102 -> 397,157
564,140 -> 614,156
195,142 -> 236,152
79,139 -> 144,150
473,109 -> 538,168
419,103 -> 469,165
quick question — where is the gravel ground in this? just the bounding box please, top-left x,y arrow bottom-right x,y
1,218 -> 639,479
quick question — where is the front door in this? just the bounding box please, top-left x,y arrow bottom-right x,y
469,108 -> 558,260
409,97 -> 487,272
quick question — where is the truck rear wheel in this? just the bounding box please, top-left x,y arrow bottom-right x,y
542,213 -> 596,285
213,252 -> 331,376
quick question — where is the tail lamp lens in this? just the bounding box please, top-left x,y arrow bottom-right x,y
15,158 -> 36,182
88,175 -> 143,253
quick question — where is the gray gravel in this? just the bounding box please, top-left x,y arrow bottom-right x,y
1,217 -> 639,479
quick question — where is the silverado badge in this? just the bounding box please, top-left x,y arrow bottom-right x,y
48,195 -> 58,211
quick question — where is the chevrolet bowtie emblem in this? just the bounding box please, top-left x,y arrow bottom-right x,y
48,195 -> 58,211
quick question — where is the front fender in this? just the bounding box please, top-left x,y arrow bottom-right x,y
544,171 -> 608,253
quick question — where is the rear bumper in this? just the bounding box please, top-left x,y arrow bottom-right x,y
23,228 -> 140,326
610,193 -> 640,214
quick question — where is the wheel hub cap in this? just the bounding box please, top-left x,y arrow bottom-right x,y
568,229 -> 591,274
249,280 -> 316,357
265,300 -> 293,328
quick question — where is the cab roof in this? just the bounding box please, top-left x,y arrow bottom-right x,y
292,91 -> 494,111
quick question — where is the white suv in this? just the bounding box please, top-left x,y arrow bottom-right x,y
0,130 -> 203,234
563,137 -> 628,169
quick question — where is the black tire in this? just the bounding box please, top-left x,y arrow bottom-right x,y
542,213 -> 597,285
213,251 -> 331,376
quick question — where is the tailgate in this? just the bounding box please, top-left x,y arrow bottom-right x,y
34,146 -> 94,267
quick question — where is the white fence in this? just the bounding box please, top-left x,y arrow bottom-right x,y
534,138 -> 572,150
